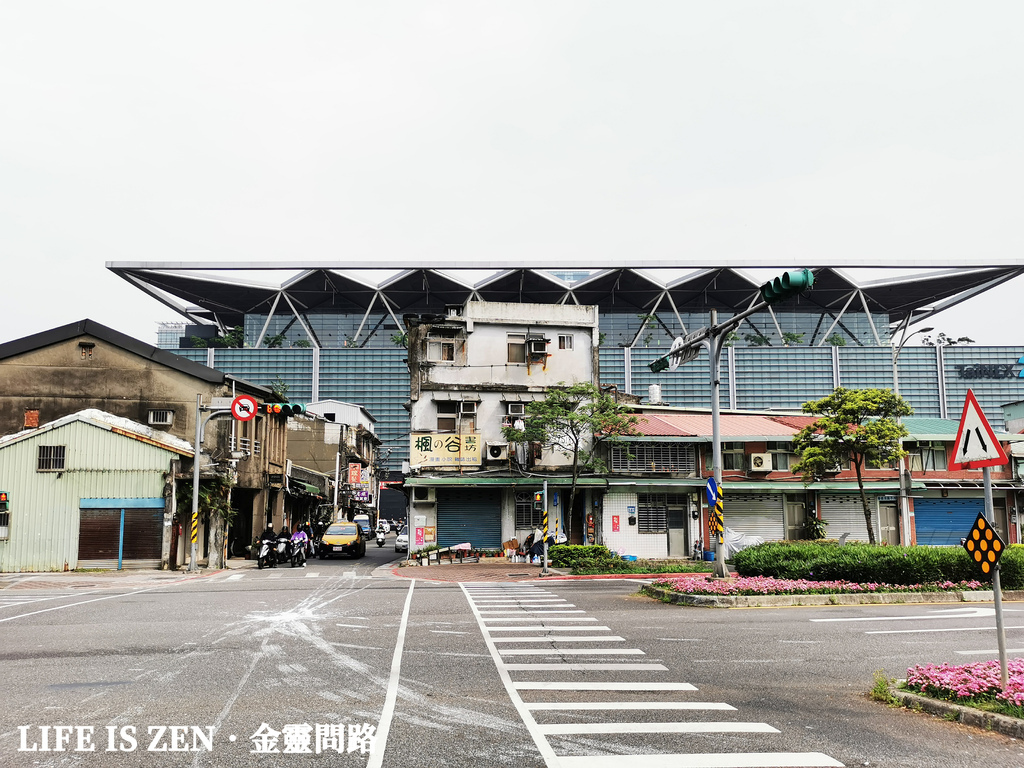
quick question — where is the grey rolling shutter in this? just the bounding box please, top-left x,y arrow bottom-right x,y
436,489 -> 502,549
819,494 -> 879,543
722,493 -> 785,541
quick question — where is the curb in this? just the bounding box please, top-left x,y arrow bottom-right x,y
888,684 -> 1024,739
640,584 -> 1024,608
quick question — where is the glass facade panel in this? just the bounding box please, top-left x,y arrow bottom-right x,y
733,348 -> 834,410
942,346 -> 1024,430
838,347 -> 893,391
320,348 -> 410,465
211,349 -> 315,402
894,347 -> 941,419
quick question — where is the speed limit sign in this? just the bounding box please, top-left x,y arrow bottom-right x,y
231,395 -> 258,422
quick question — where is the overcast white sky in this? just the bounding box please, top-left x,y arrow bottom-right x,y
2,2 -> 1023,346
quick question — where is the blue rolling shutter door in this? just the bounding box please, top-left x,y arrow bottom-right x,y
436,489 -> 502,549
914,498 -> 983,546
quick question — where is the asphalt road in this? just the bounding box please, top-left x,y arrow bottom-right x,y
2,539 -> 1023,767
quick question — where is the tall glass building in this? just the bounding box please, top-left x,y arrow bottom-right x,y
111,263 -> 1024,467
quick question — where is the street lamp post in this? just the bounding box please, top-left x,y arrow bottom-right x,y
892,326 -> 932,546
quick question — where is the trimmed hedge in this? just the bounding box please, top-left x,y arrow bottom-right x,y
732,541 -> 1024,589
548,544 -> 713,575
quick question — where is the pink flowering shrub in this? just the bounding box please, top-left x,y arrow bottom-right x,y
905,659 -> 1024,708
652,575 -> 984,597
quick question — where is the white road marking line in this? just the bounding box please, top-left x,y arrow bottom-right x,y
491,636 -> 625,643
365,580 -> 415,768
868,625 -> 1024,635
812,606 -> 1016,622
336,624 -> 370,629
502,663 -> 667,671
482,617 -> 598,623
539,722 -> 779,735
515,682 -> 698,691
498,648 -> 644,656
226,574 -> 244,581
430,630 -> 470,634
487,626 -> 611,632
478,610 -> 584,614
557,753 -> 844,768
526,702 -> 737,711
305,572 -> 320,578
956,647 -> 1024,655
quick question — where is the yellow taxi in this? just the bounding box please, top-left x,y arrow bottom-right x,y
317,522 -> 366,559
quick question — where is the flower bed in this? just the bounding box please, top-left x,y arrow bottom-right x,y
903,659 -> 1024,718
651,575 -> 985,597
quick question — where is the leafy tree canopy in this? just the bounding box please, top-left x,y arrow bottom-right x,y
791,387 -> 912,544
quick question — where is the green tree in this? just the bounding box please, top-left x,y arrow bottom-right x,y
782,332 -> 805,346
826,332 -> 846,347
502,382 -> 637,534
791,388 -> 912,544
921,331 -> 975,346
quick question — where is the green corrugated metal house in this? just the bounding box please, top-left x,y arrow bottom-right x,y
0,409 -> 193,572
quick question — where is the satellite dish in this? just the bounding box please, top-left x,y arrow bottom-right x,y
668,336 -> 686,371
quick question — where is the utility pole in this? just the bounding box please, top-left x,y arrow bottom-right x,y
650,270 -> 815,579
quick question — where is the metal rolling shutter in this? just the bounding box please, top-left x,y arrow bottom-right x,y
122,509 -> 163,567
78,508 -> 163,569
78,510 -> 120,567
914,498 -> 984,546
723,493 -> 785,541
819,494 -> 879,543
436,489 -> 502,549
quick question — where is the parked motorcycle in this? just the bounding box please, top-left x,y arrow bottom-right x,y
256,536 -> 277,569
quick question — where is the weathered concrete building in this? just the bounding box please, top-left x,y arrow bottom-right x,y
404,301 -> 600,551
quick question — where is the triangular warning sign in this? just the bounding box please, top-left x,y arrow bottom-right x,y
948,389 -> 1008,470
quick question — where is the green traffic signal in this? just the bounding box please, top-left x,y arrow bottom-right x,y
760,269 -> 814,305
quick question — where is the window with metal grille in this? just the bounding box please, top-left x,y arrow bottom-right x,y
37,445 -> 66,472
611,443 -> 696,473
637,493 -> 687,533
515,492 -> 544,528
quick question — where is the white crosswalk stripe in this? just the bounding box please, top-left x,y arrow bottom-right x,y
462,584 -> 844,768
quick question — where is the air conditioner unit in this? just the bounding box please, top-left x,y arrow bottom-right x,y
507,402 -> 526,417
486,442 -> 509,461
412,487 -> 436,504
460,401 -> 477,415
749,453 -> 773,471
528,339 -> 548,356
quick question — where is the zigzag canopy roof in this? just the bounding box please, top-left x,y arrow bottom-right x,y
108,262 -> 1023,331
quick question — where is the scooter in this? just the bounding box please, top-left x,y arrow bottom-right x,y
290,539 -> 307,568
275,534 -> 291,565
375,531 -> 386,548
256,536 -> 277,569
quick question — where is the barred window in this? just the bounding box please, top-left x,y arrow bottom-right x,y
636,493 -> 688,534
37,445 -> 66,472
148,409 -> 174,426
611,443 -> 696,473
515,492 -> 544,529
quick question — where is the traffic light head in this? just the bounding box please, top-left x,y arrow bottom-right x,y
760,269 -> 814,305
648,357 -> 670,374
263,403 -> 305,416
0,491 -> 7,512
533,491 -> 544,512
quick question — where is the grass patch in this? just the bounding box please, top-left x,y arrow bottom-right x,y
870,671 -> 900,707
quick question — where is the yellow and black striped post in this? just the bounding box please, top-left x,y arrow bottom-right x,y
713,485 -> 724,543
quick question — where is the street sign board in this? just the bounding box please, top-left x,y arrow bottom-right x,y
211,397 -> 235,409
705,477 -> 718,508
948,389 -> 1008,470
962,512 -> 1005,576
230,395 -> 258,422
